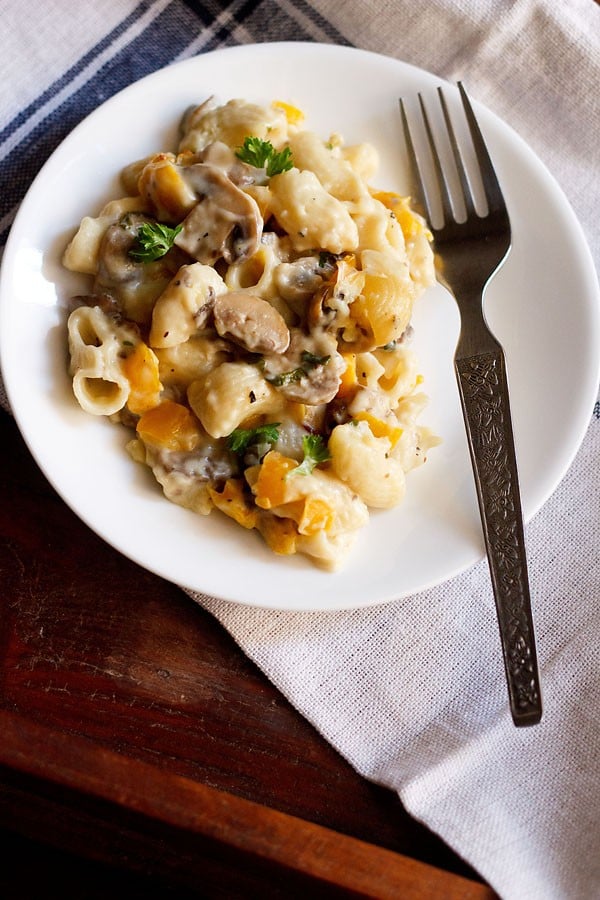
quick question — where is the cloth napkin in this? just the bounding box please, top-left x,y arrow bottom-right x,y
1,2 -> 599,898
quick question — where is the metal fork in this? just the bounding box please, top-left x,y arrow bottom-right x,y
400,83 -> 542,726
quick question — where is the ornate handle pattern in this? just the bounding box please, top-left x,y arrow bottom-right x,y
456,349 -> 542,725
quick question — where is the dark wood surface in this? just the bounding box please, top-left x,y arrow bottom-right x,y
0,407 -> 494,897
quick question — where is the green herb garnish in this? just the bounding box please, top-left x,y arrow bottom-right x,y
289,434 -> 331,477
129,222 -> 183,262
227,423 -> 281,455
266,351 -> 331,387
235,136 -> 293,177
300,350 -> 330,368
266,367 -> 306,387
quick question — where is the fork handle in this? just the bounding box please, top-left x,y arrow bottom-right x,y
455,347 -> 542,725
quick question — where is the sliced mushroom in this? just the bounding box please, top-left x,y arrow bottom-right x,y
213,291 -> 290,354
308,257 -> 365,331
143,438 -> 239,516
179,97 -> 215,143
174,163 -> 262,266
273,255 -> 331,317
67,292 -> 122,317
261,327 -> 346,405
197,141 -> 256,188
62,197 -> 151,277
94,213 -> 184,325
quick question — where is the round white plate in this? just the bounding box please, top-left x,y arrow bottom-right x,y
1,43 -> 599,610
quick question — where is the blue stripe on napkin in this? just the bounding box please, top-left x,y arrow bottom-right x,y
0,0 -> 350,249
0,1 -> 154,148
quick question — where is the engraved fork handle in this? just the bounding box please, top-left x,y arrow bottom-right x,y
455,346 -> 542,725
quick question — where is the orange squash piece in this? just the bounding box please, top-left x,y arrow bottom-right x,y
136,400 -> 201,452
354,411 -> 403,447
258,514 -> 298,556
370,189 -> 428,240
336,353 -> 357,399
253,451 -> 298,509
137,154 -> 196,222
283,496 -> 334,536
209,479 -> 258,530
122,342 -> 163,415
273,100 -> 305,125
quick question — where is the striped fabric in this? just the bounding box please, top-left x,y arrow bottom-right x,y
2,4 -> 600,899
0,0 -> 347,251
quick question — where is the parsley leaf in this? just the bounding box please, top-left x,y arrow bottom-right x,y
300,350 -> 330,368
289,434 -> 331,477
235,136 -> 272,168
266,367 -> 305,387
227,423 -> 281,454
129,222 -> 182,262
235,136 -> 293,177
265,351 -> 331,387
266,146 -> 293,177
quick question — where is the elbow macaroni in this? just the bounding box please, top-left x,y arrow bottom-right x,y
68,306 -> 139,416
63,97 -> 439,571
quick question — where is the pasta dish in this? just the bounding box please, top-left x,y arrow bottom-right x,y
63,98 -> 439,570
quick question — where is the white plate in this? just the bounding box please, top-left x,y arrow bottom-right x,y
1,43 -> 599,611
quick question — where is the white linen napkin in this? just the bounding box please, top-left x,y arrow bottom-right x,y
1,2 -> 599,897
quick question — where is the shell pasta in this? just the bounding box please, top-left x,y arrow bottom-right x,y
63,97 -> 439,570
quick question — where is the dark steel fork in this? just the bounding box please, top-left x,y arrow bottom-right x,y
400,83 -> 542,726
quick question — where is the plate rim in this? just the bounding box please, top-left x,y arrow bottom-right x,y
1,41 -> 599,610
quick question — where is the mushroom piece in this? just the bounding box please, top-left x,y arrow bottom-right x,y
178,97 -> 215,143
261,327 -> 346,406
175,163 -> 262,266
67,292 -> 122,317
273,255 -> 333,317
308,256 -> 365,332
213,291 -> 290,355
94,213 -> 184,325
197,141 -> 256,188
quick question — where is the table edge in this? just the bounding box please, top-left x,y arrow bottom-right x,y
0,709 -> 495,898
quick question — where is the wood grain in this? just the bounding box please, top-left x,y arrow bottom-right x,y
0,710 -> 494,899
0,409 -> 494,896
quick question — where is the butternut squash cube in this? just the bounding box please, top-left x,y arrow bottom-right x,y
136,400 -> 201,452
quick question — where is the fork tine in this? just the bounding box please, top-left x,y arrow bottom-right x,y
457,82 -> 505,216
417,93 -> 455,228
399,97 -> 433,224
437,86 -> 476,220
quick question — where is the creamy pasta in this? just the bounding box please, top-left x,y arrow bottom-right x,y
63,97 -> 439,570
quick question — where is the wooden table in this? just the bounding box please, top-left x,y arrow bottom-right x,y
0,407 -> 495,898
